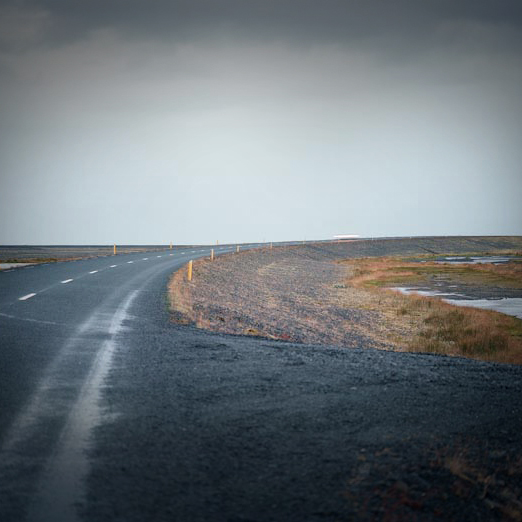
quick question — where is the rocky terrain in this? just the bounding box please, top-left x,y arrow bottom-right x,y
169,236 -> 522,360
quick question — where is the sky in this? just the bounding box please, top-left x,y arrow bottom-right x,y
1,1 -> 521,245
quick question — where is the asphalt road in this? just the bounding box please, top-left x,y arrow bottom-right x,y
1,240 -> 521,521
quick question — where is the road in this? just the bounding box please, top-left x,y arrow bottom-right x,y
1,241 -> 521,521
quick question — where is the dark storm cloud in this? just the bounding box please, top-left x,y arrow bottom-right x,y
3,0 -> 522,51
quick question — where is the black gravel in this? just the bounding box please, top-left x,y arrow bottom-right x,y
82,318 -> 522,521
81,237 -> 522,522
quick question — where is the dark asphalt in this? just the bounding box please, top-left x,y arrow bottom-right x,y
1,238 -> 522,521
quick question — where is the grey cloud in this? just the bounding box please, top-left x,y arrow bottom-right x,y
2,0 -> 522,51
1,0 -> 521,243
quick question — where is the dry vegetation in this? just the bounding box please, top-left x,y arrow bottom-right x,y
348,254 -> 522,288
168,244 -> 522,365
342,256 -> 522,364
346,439 -> 522,521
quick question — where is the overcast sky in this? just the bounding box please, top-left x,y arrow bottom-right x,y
1,1 -> 521,244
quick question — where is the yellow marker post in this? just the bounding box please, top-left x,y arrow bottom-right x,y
113,244 -> 116,255
187,260 -> 193,281
211,249 -> 214,261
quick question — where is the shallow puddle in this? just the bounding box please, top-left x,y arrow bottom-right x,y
394,287 -> 522,319
445,297 -> 522,319
431,256 -> 520,264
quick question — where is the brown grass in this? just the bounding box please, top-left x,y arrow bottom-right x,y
344,257 -> 522,364
346,442 -> 522,521
345,256 -> 522,289
439,448 -> 522,520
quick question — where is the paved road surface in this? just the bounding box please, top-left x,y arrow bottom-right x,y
1,241 -> 521,521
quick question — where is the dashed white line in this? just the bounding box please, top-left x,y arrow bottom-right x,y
143,258 -> 148,260
157,256 -> 162,258
169,254 -> 173,256
127,261 -> 134,264
180,252 -> 185,254
89,270 -> 98,274
110,265 -> 117,268
19,293 -> 36,301
61,279 -> 73,284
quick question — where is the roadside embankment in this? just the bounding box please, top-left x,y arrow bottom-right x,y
168,236 -> 522,363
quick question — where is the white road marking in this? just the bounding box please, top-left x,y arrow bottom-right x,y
127,261 -> 134,264
89,270 -> 98,274
61,279 -> 73,284
180,252 -> 185,254
109,265 -> 117,268
10,291 -> 139,522
191,250 -> 196,253
157,256 -> 162,258
169,254 -> 173,256
143,258 -> 148,260
19,293 -> 36,301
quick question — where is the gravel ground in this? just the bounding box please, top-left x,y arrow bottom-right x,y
83,319 -> 522,522
165,237 -> 522,520
169,236 -> 522,351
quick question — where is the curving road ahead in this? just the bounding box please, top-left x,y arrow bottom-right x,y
1,241 -> 522,521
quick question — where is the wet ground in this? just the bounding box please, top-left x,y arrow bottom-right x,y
390,254 -> 522,319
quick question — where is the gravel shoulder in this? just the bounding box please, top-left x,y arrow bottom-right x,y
97,266 -> 522,521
